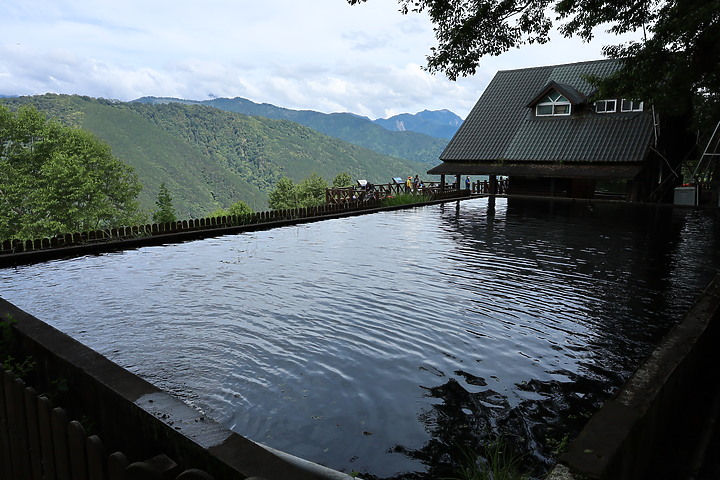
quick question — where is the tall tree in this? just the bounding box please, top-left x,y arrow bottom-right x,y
296,173 -> 328,208
349,0 -> 720,129
152,183 -> 176,224
0,105 -> 143,240
268,177 -> 298,210
332,172 -> 353,188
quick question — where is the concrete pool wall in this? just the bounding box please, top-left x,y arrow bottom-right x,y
0,298 -> 355,480
547,275 -> 720,479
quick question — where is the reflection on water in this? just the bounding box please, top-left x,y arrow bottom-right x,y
2,198 -> 719,479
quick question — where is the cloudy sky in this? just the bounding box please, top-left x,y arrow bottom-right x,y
1,0 -> 639,119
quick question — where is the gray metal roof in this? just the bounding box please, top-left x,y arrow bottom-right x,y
438,59 -> 655,171
525,81 -> 587,107
426,162 -> 643,180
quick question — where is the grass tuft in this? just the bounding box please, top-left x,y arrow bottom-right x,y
380,193 -> 432,207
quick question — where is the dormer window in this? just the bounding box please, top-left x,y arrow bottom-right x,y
595,99 -> 617,113
536,91 -> 571,116
621,99 -> 644,112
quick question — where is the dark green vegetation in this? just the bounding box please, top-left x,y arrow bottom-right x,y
0,105 -> 143,240
332,172 -> 353,188
152,182 -> 177,224
134,96 -> 450,165
1,94 -> 430,220
1,313 -> 35,379
442,440 -> 530,480
268,173 -> 329,210
380,192 -> 432,206
351,0 -> 719,134
209,200 -> 253,218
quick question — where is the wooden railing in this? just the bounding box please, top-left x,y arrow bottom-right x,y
0,369 -> 216,480
1,189 -> 473,259
325,181 -> 450,205
471,178 -> 509,195
0,201 -> 379,256
326,178 -> 509,205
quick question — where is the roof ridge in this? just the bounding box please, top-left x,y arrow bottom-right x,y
496,58 -> 617,74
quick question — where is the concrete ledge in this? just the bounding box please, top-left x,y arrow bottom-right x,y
0,194 -> 472,268
547,275 -> 720,479
0,298 -> 356,480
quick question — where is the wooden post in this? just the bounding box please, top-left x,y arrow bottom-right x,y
0,371 -> 13,480
37,396 -> 56,480
24,386 -> 43,480
86,435 -> 106,480
107,452 -> 128,480
6,375 -> 32,480
51,407 -> 71,480
68,421 -> 88,480
489,174 -> 497,212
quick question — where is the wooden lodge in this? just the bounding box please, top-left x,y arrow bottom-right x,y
428,60 -> 677,202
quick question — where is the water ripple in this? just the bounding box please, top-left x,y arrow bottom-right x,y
2,198 -> 720,479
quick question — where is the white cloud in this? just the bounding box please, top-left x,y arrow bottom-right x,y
1,0 -> 642,119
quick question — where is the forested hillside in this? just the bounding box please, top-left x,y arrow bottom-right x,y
1,94 -> 426,218
135,96 -> 450,165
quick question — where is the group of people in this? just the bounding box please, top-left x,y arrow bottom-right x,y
406,175 -> 425,191
406,175 -> 473,190
404,175 -> 475,191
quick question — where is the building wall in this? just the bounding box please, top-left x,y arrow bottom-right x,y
507,177 -> 597,199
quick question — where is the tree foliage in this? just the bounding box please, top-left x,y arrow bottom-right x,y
332,172 -> 353,188
268,177 -> 298,210
268,173 -> 329,210
0,105 -> 143,240
350,0 -> 720,127
297,173 -> 329,208
152,182 -> 176,224
209,200 -> 253,218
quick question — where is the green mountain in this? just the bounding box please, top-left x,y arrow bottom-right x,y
134,96 -> 449,165
373,109 -> 463,139
1,94 -> 426,218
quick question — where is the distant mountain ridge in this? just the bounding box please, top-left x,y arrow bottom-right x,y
373,109 -> 463,139
2,94 -> 426,218
133,96 -> 456,164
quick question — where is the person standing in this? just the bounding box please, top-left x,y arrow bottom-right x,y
465,176 -> 471,190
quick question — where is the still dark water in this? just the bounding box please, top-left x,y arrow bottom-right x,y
2,198 -> 720,479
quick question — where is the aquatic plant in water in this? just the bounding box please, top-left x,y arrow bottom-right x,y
443,438 -> 531,480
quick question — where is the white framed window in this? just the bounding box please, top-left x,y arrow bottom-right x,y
536,91 -> 572,116
621,99 -> 644,112
595,99 -> 617,113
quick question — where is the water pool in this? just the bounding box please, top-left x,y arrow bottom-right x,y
2,197 -> 720,478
